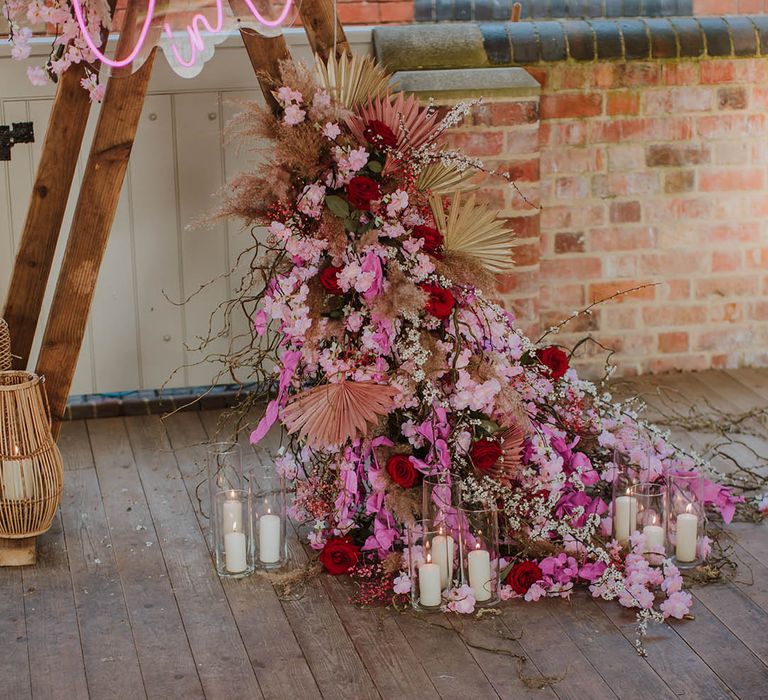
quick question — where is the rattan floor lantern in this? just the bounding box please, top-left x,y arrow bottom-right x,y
0,321 -> 64,566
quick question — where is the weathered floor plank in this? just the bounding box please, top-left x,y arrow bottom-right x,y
113,415 -> 264,699
59,468 -> 148,700
86,418 -> 208,700
670,593 -> 768,698
545,594 -> 677,700
594,597 -> 736,700
446,612 -> 559,700
163,411 -> 328,700
22,513 -> 89,700
0,567 -> 32,700
501,601 -> 617,700
126,413 -> 313,700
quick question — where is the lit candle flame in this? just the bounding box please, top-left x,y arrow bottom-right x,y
426,553 -> 432,564
475,542 -> 481,550
685,503 -> 693,514
652,515 -> 657,525
229,489 -> 236,499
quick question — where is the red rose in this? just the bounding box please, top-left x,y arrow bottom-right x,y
506,560 -> 543,595
470,438 -> 502,472
536,346 -> 569,380
347,176 -> 381,211
420,283 -> 455,320
412,225 -> 444,255
319,536 -> 360,575
319,266 -> 343,295
386,454 -> 419,489
363,119 -> 398,148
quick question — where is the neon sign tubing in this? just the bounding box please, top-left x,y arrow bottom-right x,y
71,0 -> 293,70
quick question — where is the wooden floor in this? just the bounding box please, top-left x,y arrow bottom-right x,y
3,369 -> 768,700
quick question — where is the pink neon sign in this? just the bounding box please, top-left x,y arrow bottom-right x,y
71,0 -> 293,71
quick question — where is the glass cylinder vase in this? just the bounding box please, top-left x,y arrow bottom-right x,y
458,506 -> 501,607
669,472 -> 705,568
630,482 -> 668,560
206,442 -> 243,521
213,488 -> 254,578
421,473 -> 461,525
611,444 -> 642,546
407,520 -> 457,611
249,468 -> 288,570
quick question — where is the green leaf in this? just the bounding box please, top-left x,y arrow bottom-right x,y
478,419 -> 502,435
325,195 -> 350,218
368,161 -> 383,173
344,218 -> 358,233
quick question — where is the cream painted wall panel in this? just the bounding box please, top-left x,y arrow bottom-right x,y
89,169 -> 142,392
221,89 -> 264,377
130,94 -> 187,390
174,91 -> 230,387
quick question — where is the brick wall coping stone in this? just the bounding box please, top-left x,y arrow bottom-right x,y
393,66 -> 541,100
414,0 -> 694,23
374,15 -> 768,68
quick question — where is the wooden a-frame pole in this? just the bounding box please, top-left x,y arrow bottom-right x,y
30,0 -> 349,436
1,4 -> 117,370
36,4 -> 158,436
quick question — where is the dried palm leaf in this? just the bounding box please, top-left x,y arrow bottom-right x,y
416,160 -> 479,196
430,193 -> 515,274
314,53 -> 392,110
347,93 -> 439,155
482,423 -> 526,484
282,380 -> 399,448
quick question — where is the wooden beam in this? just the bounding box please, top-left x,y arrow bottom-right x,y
239,29 -> 291,114
297,0 -> 351,61
2,65 -> 95,370
2,3 -> 118,371
37,31 -> 157,435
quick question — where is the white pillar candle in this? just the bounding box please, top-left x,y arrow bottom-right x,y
675,509 -> 698,563
418,557 -> 442,607
259,512 -> 281,563
431,532 -> 455,588
224,531 -> 247,573
613,493 -> 638,544
468,546 -> 492,602
643,522 -> 665,553
1,453 -> 35,500
222,492 -> 242,533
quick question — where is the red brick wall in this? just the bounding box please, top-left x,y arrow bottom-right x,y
463,57 -> 768,376
695,0 -> 768,13
111,1 -> 413,28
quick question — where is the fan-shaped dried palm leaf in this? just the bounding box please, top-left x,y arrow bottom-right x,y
482,423 -> 526,484
282,380 -> 399,448
430,193 -> 515,274
314,53 -> 392,110
348,93 -> 439,154
417,160 -> 479,196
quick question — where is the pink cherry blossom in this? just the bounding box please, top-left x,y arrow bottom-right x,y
660,591 -> 692,619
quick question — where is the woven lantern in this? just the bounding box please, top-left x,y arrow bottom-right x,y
0,322 -> 64,564
0,319 -> 10,372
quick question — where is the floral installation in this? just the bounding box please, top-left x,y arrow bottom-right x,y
3,0 -> 111,101
217,54 -> 742,651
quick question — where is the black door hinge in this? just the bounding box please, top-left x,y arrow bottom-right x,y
0,122 -> 35,161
